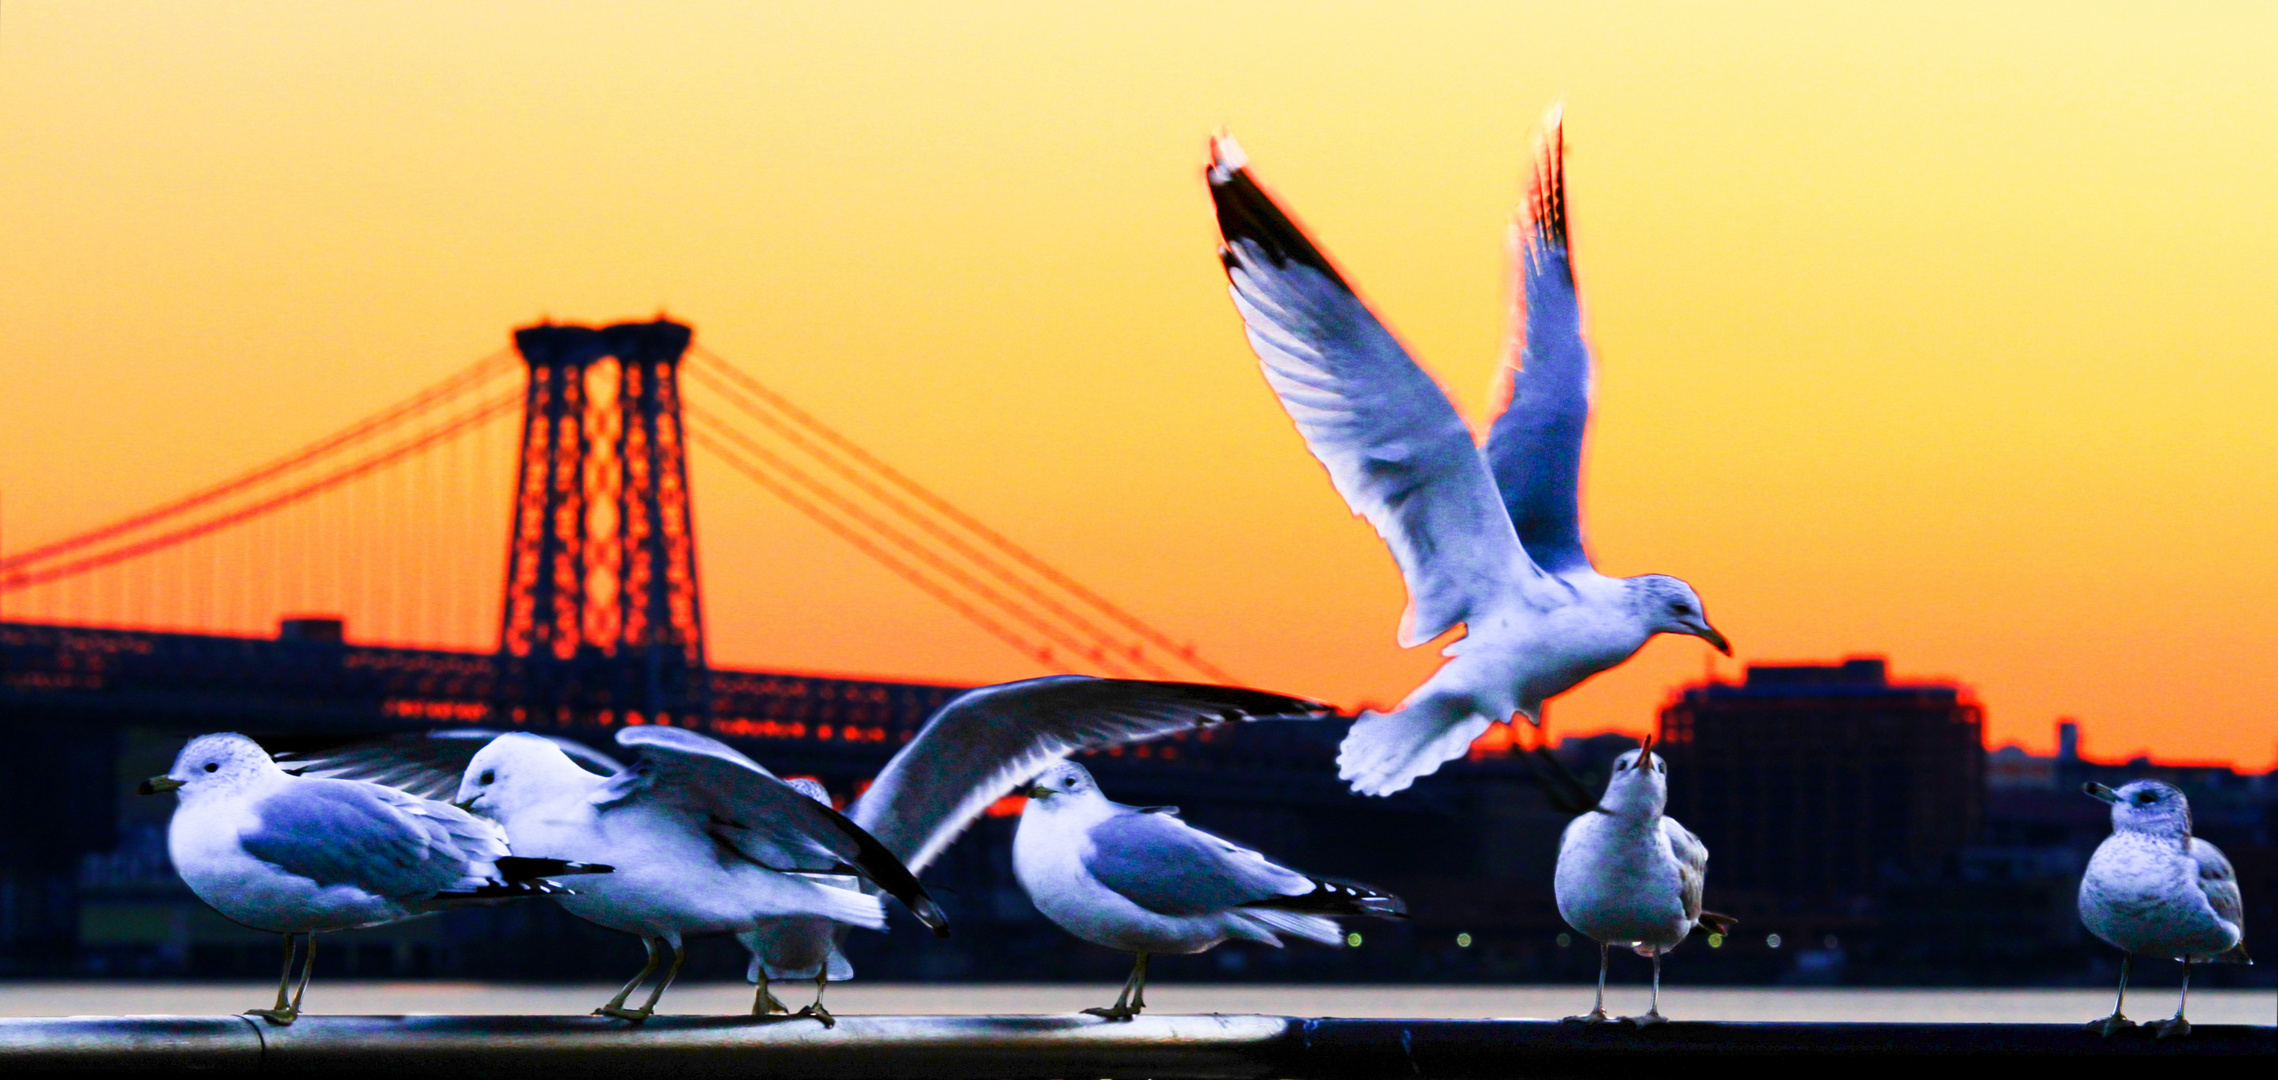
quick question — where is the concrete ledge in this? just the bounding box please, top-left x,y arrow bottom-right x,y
0,1014 -> 2268,1077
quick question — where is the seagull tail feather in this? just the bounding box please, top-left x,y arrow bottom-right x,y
2213,942 -> 2252,965
1337,702 -> 1494,797
1697,911 -> 1739,936
494,856 -> 612,881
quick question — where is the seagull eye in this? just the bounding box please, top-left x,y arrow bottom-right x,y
203,762 -> 218,773
1671,604 -> 1693,616
480,770 -> 495,786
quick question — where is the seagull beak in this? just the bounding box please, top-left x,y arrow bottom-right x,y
1693,624 -> 1731,656
452,798 -> 479,812
136,776 -> 184,795
1026,783 -> 1050,799
2083,782 -> 2120,805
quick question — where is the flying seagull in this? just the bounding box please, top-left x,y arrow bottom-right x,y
2079,780 -> 2250,1038
737,675 -> 1335,1024
1207,111 -> 1729,796
1552,737 -> 1733,1025
142,732 -> 605,1024
1016,760 -> 1405,1021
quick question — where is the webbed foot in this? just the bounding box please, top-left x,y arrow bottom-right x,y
1083,1005 -> 1141,1022
596,1005 -> 655,1023
1563,1009 -> 1610,1025
2088,1012 -> 2134,1038
2148,1017 -> 2191,1040
1623,1010 -> 1667,1028
753,990 -> 790,1016
244,1008 -> 298,1026
794,1003 -> 837,1029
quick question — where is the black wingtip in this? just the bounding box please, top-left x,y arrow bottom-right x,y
1698,911 -> 1739,936
495,856 -> 613,881
1243,878 -> 1407,919
1205,139 -> 1347,285
1524,108 -> 1569,258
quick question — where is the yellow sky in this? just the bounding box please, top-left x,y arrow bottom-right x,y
2,2 -> 2272,765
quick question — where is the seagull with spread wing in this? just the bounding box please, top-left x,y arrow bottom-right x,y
736,675 -> 1335,1024
1207,111 -> 1730,797
450,726 -> 947,1020
288,725 -> 946,1021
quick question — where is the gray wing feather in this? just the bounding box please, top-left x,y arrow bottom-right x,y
605,726 -> 946,933
1084,810 -> 1310,916
851,676 -> 1330,874
1210,155 -> 1554,645
277,729 -> 623,801
1484,116 -> 1593,576
1663,816 -> 1709,925
2192,837 -> 2245,932
241,779 -> 500,898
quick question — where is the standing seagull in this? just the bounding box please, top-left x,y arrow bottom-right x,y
141,733 -> 605,1024
1553,737 -> 1731,1025
739,676 -> 1335,1024
1015,760 -> 1405,1020
1208,112 -> 1729,797
2079,780 -> 2250,1038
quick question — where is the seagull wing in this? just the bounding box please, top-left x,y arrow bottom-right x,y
1209,137 -> 1555,646
1483,111 -> 1594,576
2191,837 -> 2247,942
275,729 -> 624,801
603,725 -> 948,936
241,779 -> 500,898
851,676 -> 1332,874
1663,815 -> 1710,926
1082,807 -> 1314,916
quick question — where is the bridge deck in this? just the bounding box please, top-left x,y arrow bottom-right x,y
4,1014 -> 2268,1077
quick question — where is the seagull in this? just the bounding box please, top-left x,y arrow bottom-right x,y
1207,111 -> 1729,797
737,777 -> 856,1024
289,725 -> 948,1021
1551,736 -> 1732,1026
139,732 -> 606,1024
2079,780 -> 2251,1038
737,675 -> 1336,1025
1015,759 -> 1405,1020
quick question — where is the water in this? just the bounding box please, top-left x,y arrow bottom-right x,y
2,982 -> 2270,1024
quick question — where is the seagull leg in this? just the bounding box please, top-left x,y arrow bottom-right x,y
247,933 -> 301,1024
2088,953 -> 2135,1036
618,940 -> 687,1021
597,937 -> 664,1021
1565,942 -> 1611,1024
2150,959 -> 2192,1040
1084,952 -> 1146,1021
752,970 -> 790,1016
286,935 -> 316,1016
1129,952 -> 1151,1016
793,971 -> 836,1028
1626,950 -> 1668,1027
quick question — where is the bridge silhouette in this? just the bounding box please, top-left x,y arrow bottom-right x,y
2,318 -> 1237,740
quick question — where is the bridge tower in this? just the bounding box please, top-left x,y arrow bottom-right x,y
497,319 -> 708,726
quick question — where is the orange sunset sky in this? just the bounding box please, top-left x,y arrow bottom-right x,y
1,3 -> 2272,766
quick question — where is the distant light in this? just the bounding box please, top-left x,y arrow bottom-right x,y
1556,933 -> 1572,948
1823,935 -> 1839,950
1345,932 -> 1363,947
1455,933 -> 1473,948
1766,933 -> 1783,949
1707,933 -> 1724,948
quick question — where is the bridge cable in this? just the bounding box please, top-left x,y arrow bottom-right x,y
684,364 -> 1179,680
685,404 -> 1136,676
686,425 -> 1075,674
2,392 -> 520,592
0,350 -> 516,573
686,347 -> 1234,683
